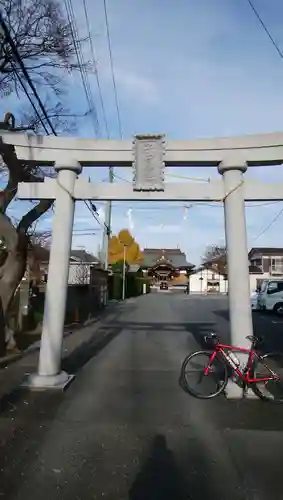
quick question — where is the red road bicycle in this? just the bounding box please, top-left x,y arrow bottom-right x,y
180,333 -> 283,403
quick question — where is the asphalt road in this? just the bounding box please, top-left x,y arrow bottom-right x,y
1,293 -> 283,500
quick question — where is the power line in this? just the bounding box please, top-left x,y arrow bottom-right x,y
82,0 -> 109,138
8,59 -> 50,135
65,0 -> 99,133
166,172 -> 210,182
81,0 -> 113,268
64,0 -> 100,135
1,8 -> 104,243
252,204 -> 283,242
113,172 -> 131,183
0,10 -> 57,135
78,200 -> 281,211
244,0 -> 283,240
1,22 -> 49,134
103,0 -> 123,138
83,199 -> 108,231
73,230 -> 102,234
246,0 -> 283,60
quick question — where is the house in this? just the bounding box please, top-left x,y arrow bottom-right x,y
198,247 -> 283,294
248,247 -> 283,292
68,250 -> 102,285
189,264 -> 228,294
26,247 -> 102,285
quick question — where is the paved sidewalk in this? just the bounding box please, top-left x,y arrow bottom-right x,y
0,300 -> 131,405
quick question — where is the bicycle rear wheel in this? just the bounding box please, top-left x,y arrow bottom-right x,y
180,350 -> 228,399
252,352 -> 283,403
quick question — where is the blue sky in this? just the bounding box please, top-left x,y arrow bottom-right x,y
2,0 -> 283,265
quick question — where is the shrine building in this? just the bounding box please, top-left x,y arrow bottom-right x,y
140,248 -> 194,285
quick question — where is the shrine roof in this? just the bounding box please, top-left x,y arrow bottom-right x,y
142,248 -> 194,269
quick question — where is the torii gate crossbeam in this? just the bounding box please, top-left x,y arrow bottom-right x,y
3,131 -> 283,400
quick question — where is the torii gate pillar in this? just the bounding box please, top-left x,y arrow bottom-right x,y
218,158 -> 253,398
25,160 -> 82,389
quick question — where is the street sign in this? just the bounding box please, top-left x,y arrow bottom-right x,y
133,134 -> 165,191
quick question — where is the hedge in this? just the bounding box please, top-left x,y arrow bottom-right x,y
108,273 -> 151,300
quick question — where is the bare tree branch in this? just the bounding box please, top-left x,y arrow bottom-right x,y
29,229 -> 51,247
0,212 -> 18,253
0,133 -> 54,212
19,100 -> 90,135
0,138 -> 21,211
202,244 -> 227,274
0,0 -> 89,97
17,199 -> 53,234
0,0 -> 91,351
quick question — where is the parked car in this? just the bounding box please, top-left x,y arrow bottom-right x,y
251,291 -> 259,310
257,279 -> 283,315
160,281 -> 168,290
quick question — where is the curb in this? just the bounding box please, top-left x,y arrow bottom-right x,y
0,352 -> 22,369
0,297 -> 137,372
0,303 -> 120,369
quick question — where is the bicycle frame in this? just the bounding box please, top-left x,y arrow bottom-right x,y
204,342 -> 279,383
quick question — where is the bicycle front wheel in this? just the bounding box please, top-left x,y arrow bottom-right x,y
180,350 -> 228,399
252,352 -> 283,403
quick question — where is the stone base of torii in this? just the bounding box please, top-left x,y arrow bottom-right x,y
2,130 -> 283,399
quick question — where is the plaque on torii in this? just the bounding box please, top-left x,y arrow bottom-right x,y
133,134 -> 165,191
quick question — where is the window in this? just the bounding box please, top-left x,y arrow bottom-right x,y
271,258 -> 283,274
267,281 -> 283,294
252,258 -> 262,268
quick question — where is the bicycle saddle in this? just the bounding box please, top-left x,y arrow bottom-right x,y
246,335 -> 256,342
205,332 -> 219,339
246,334 -> 263,344
204,332 -> 220,346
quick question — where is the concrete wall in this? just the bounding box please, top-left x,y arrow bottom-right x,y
189,270 -> 283,295
189,269 -> 227,294
29,268 -> 108,326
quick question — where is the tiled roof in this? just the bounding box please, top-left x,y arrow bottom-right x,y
193,264 -> 263,275
142,248 -> 194,269
192,265 -> 227,276
70,250 -> 99,263
249,247 -> 283,257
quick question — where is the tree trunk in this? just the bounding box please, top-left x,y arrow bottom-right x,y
0,234 -> 27,356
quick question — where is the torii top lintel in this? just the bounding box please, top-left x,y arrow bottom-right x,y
2,131 -> 283,166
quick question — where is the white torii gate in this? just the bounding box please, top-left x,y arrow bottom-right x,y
3,131 -> 283,397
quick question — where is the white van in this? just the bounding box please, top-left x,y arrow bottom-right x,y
257,279 -> 283,315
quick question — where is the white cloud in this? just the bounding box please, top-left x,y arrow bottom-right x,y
114,69 -> 159,104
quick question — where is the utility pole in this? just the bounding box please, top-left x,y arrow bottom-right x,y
122,244 -> 126,300
102,166 -> 114,270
